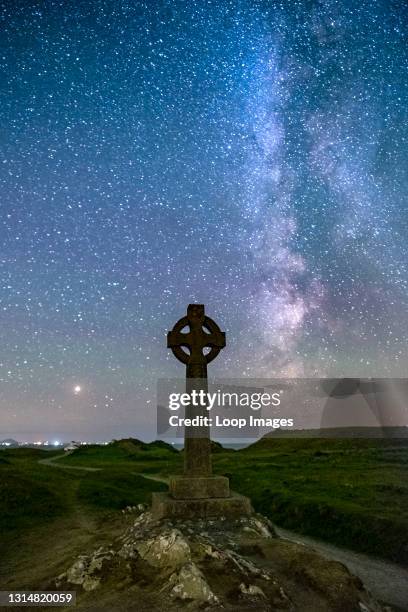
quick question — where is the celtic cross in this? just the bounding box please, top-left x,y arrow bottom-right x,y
167,304 -> 226,378
167,304 -> 226,475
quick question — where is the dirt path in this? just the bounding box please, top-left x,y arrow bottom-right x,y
36,454 -> 104,539
275,525 -> 408,611
139,472 -> 408,611
137,472 -> 169,483
3,457 -> 105,591
38,452 -> 102,471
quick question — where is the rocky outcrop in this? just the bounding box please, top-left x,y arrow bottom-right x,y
54,508 -> 387,611
169,562 -> 218,604
58,547 -> 115,592
134,528 -> 191,569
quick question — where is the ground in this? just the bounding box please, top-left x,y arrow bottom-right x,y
0,436 -> 407,610
51,509 -> 385,611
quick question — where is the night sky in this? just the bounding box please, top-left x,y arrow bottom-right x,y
1,1 -> 407,441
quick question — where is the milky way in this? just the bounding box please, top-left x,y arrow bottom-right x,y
0,1 -> 407,440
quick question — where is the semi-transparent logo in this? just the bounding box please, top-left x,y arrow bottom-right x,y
157,378 -> 408,440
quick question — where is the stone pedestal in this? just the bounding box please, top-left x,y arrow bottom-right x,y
151,491 -> 252,520
169,475 -> 230,499
152,474 -> 252,519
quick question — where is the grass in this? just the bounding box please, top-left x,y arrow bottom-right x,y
76,469 -> 168,510
212,436 -> 408,563
0,441 -> 176,552
0,445 -> 169,531
1,434 -> 407,579
0,444 -> 168,589
0,449 -> 68,533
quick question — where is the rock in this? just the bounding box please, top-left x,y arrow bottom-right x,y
88,551 -> 112,574
169,562 -> 218,604
66,558 -> 88,585
64,548 -> 113,592
243,516 -> 275,538
54,510 -> 387,611
133,511 -> 152,530
224,547 -> 262,576
82,575 -> 101,592
136,529 -> 191,569
239,582 -> 266,598
194,541 -> 223,561
65,557 -> 100,591
118,543 -> 137,559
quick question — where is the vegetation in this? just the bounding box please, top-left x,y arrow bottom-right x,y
1,433 -> 407,583
216,436 -> 408,563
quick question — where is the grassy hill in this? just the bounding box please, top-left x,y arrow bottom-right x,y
57,438 -> 180,472
48,432 -> 408,563
216,432 -> 408,563
1,431 -> 407,591
0,444 -> 172,533
0,445 -> 169,590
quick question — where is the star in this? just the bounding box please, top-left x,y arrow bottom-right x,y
0,0 -> 406,440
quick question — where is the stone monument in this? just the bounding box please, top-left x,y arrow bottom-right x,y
152,304 -> 252,519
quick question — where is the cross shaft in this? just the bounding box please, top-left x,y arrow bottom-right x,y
167,304 -> 226,475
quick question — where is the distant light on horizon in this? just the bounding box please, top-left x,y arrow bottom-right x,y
74,385 -> 82,395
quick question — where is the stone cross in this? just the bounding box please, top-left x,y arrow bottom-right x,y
151,303 -> 251,518
167,304 -> 226,476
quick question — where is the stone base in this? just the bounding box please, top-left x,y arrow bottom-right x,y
169,475 -> 230,499
151,491 -> 252,520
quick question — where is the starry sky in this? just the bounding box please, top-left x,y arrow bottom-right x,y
1,0 -> 407,441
